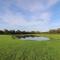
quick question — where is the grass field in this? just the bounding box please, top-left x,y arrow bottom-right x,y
0,34 -> 60,60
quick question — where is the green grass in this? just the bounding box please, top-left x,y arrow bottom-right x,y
0,34 -> 60,60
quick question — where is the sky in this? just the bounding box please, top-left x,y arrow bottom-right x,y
0,0 -> 60,32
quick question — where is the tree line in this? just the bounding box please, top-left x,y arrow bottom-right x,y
0,28 -> 60,34
0,29 -> 41,34
49,28 -> 60,34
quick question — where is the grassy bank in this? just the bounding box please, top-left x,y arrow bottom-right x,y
0,34 -> 60,60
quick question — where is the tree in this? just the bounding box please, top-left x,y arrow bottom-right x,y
16,30 -> 21,34
4,29 -> 9,34
9,30 -> 16,34
49,29 -> 57,33
57,28 -> 60,33
0,30 -> 4,34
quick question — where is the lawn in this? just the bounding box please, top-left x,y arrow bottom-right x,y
0,34 -> 60,60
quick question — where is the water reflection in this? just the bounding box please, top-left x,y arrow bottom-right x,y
15,35 -> 49,41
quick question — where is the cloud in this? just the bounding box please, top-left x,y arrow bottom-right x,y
1,9 -> 51,27
47,0 -> 59,7
31,11 -> 51,24
0,0 -> 59,31
1,0 -> 59,13
1,15 -> 27,25
16,0 -> 59,12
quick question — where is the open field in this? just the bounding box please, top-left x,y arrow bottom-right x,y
0,34 -> 60,60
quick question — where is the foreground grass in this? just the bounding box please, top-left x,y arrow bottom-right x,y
0,34 -> 60,60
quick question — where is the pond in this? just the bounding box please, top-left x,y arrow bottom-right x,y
15,35 -> 50,41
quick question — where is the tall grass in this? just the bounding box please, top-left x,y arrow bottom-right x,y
0,34 -> 60,60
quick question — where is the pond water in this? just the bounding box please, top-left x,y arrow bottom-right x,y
16,36 -> 50,41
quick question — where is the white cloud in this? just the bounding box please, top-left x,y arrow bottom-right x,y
47,0 -> 59,7
1,8 -> 51,27
40,12 -> 51,22
3,16 -> 27,25
30,11 -> 51,24
0,0 -> 59,31
16,0 -> 59,12
1,10 -> 27,25
1,11 -> 51,29
0,10 -> 51,31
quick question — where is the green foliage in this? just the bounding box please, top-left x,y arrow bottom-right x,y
0,34 -> 60,60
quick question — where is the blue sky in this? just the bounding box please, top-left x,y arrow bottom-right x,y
0,0 -> 60,31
